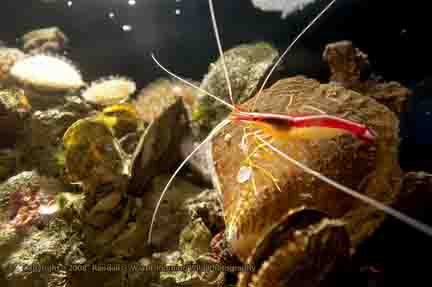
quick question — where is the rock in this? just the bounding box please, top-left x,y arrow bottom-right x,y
323,40 -> 411,116
362,81 -> 412,115
184,189 -> 224,234
0,171 -> 84,287
20,96 -> 92,177
197,42 -> 279,131
179,218 -> 212,260
0,87 -> 31,148
0,149 -> 19,181
21,27 -> 68,55
137,175 -> 203,252
0,48 -> 26,86
211,76 -> 401,261
179,133 -> 214,184
323,40 -> 370,89
0,171 -> 64,233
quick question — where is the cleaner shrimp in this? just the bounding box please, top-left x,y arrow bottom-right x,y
147,0 -> 432,246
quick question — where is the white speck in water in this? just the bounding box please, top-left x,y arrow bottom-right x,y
237,166 -> 253,183
122,25 -> 132,32
128,0 -> 136,6
175,9 -> 181,15
108,12 -> 115,18
67,1 -> 72,7
426,111 -> 431,116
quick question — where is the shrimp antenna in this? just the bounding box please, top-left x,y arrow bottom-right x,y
252,0 -> 337,111
151,53 -> 235,110
255,134 -> 432,238
208,0 -> 235,106
147,119 -> 231,245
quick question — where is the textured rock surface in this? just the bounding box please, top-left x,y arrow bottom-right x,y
0,87 -> 31,149
323,40 -> 411,116
0,48 -> 26,86
211,76 -> 401,262
21,27 -> 69,55
197,42 -> 279,131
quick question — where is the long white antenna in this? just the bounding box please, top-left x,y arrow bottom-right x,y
256,134 -> 432,237
147,119 -> 231,245
208,0 -> 235,106
252,0 -> 338,111
151,53 -> 235,110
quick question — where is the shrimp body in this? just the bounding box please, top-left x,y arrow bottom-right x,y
231,110 -> 377,144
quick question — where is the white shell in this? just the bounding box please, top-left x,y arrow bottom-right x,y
10,54 -> 84,91
81,76 -> 136,106
237,165 -> 253,183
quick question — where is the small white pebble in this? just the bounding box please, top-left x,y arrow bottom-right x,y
237,166 -> 252,183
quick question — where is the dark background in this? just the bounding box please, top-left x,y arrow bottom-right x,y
1,0 -> 431,285
1,0 -> 431,171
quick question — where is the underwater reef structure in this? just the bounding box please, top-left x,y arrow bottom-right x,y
0,22 -> 431,287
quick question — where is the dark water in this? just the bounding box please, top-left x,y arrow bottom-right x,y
1,0 -> 431,285
2,0 -> 431,169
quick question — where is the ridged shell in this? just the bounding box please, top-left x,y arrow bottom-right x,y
81,76 -> 136,106
10,54 -> 84,91
237,208 -> 349,287
211,76 -> 401,263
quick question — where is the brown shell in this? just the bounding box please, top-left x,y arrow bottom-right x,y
211,76 -> 402,262
237,208 -> 350,287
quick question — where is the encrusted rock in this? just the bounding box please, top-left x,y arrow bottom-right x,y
197,42 -> 279,131
21,27 -> 69,55
184,189 -> 224,234
0,48 -> 26,86
361,80 -> 412,115
0,172 -> 84,287
20,96 -> 92,177
0,171 -> 67,233
0,87 -> 31,148
323,40 -> 411,115
323,40 -> 370,88
179,134 -> 214,184
137,175 -> 203,251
